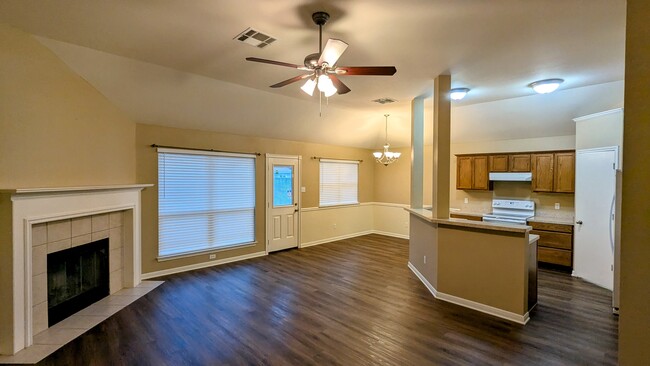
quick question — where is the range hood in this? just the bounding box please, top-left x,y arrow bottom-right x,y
489,172 -> 532,182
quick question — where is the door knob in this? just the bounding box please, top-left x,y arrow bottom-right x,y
576,220 -> 583,225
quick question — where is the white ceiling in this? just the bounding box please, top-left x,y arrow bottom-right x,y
0,0 -> 627,148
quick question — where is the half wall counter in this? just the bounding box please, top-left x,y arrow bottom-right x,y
406,208 -> 538,324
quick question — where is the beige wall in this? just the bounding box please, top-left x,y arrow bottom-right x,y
373,147 -> 411,204
575,109 -> 624,167
0,24 -> 135,188
620,1 -> 650,364
136,123 -> 375,274
0,23 -> 136,354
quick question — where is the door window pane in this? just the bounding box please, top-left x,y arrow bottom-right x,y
273,165 -> 293,207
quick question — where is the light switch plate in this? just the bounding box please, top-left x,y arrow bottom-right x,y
301,186 -> 306,193
554,203 -> 560,210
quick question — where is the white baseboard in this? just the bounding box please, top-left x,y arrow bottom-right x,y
300,230 -> 374,248
141,251 -> 267,279
436,292 -> 529,325
408,262 -> 438,297
408,262 -> 528,325
372,230 -> 409,240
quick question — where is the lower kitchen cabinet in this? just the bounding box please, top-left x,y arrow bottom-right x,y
529,221 -> 573,269
450,213 -> 483,221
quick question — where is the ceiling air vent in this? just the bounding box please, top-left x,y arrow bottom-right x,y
234,27 -> 277,48
372,97 -> 398,104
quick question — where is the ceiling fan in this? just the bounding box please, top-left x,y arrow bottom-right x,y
246,11 -> 397,97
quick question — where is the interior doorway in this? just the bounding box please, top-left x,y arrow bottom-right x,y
266,154 -> 301,252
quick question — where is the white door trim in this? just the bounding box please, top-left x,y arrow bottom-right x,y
265,154 -> 302,254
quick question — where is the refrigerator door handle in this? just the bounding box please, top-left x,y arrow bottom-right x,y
609,194 -> 616,254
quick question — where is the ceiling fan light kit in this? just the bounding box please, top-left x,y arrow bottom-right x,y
245,11 -> 397,99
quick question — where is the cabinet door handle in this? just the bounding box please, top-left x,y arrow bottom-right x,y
576,220 -> 583,225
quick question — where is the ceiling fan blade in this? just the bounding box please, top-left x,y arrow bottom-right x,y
270,74 -> 312,88
318,39 -> 349,66
336,66 -> 397,76
246,57 -> 304,69
329,75 -> 351,94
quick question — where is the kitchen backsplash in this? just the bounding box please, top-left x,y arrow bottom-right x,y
449,181 -> 575,220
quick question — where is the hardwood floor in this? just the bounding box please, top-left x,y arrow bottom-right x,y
36,234 -> 618,365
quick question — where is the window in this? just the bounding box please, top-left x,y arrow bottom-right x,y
157,148 -> 256,258
319,159 -> 359,206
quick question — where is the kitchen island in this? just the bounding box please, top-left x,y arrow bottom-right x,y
407,208 -> 538,324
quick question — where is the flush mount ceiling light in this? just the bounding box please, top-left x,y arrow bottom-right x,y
373,114 -> 401,166
530,78 -> 564,94
450,88 -> 470,100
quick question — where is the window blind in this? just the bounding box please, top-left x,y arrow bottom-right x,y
319,159 -> 359,206
158,148 -> 256,258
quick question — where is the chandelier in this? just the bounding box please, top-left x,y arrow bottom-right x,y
373,114 -> 401,166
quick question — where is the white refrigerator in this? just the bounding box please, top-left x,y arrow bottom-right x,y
574,146 -> 621,313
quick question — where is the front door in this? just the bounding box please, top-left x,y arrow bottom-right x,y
266,155 -> 300,252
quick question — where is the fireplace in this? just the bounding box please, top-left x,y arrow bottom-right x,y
47,238 -> 110,326
0,184 -> 150,355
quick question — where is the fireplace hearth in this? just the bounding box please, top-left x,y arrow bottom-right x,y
47,238 -> 110,326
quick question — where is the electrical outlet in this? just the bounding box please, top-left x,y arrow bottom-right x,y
301,186 -> 306,193
333,223 -> 337,229
555,203 -> 560,210
423,255 -> 427,264
464,198 -> 469,204
209,254 -> 216,260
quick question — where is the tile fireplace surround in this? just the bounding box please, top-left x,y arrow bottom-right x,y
0,185 -> 152,356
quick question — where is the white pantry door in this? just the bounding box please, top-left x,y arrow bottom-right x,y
266,155 -> 301,252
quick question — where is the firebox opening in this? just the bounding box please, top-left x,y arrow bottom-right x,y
47,238 -> 110,327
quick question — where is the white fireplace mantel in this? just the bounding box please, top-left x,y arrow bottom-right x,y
1,184 -> 152,355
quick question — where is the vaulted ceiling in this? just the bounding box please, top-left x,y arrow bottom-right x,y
0,0 -> 626,148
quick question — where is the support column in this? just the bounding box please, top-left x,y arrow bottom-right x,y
432,75 -> 451,218
410,97 -> 425,209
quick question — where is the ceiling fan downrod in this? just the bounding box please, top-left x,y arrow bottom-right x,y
312,11 -> 330,54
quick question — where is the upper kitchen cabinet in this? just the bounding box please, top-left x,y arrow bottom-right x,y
456,155 -> 491,190
489,155 -> 509,172
509,154 -> 531,172
554,152 -> 575,193
488,153 -> 531,172
531,152 -> 575,193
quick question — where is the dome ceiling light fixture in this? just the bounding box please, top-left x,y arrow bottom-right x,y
450,88 -> 470,100
373,114 -> 401,166
530,78 -> 564,94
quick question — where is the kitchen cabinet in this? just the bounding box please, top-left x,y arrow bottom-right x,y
531,153 -> 555,192
509,154 -> 531,172
489,153 -> 531,172
531,152 -> 575,193
456,155 -> 490,190
450,213 -> 483,221
554,152 -> 575,193
489,155 -> 509,172
529,221 -> 573,268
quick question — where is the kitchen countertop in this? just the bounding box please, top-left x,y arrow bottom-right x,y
407,208 -> 531,234
527,216 -> 575,226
